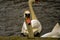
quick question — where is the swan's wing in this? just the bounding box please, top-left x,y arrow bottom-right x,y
41,32 -> 60,38
52,23 -> 60,32
31,20 -> 42,28
41,32 -> 58,37
41,23 -> 60,37
21,22 -> 28,33
31,20 -> 42,33
41,32 -> 52,37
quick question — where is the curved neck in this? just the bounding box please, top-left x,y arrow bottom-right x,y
28,2 -> 37,20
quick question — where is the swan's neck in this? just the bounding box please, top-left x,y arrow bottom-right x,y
29,2 -> 37,20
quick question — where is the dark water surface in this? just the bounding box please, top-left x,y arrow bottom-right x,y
0,0 -> 60,36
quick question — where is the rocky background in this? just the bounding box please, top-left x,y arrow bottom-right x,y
0,0 -> 60,36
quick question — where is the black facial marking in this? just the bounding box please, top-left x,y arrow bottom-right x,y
25,14 -> 30,18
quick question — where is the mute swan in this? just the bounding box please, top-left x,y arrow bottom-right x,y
21,0 -> 42,37
41,23 -> 60,38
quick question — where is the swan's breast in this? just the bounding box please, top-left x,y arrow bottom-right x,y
21,20 -> 42,33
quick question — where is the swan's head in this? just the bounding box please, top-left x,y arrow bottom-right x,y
24,10 -> 31,25
24,10 -> 30,18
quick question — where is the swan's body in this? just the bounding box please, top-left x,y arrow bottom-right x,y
21,0 -> 42,36
21,20 -> 42,35
41,23 -> 60,38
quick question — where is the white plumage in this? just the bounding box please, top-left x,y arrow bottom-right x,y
41,23 -> 60,38
21,20 -> 42,35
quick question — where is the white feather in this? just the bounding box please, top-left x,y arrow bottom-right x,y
41,23 -> 60,38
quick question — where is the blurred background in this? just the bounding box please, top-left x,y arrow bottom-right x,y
0,0 -> 60,36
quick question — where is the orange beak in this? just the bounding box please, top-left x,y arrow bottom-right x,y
26,18 -> 31,25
